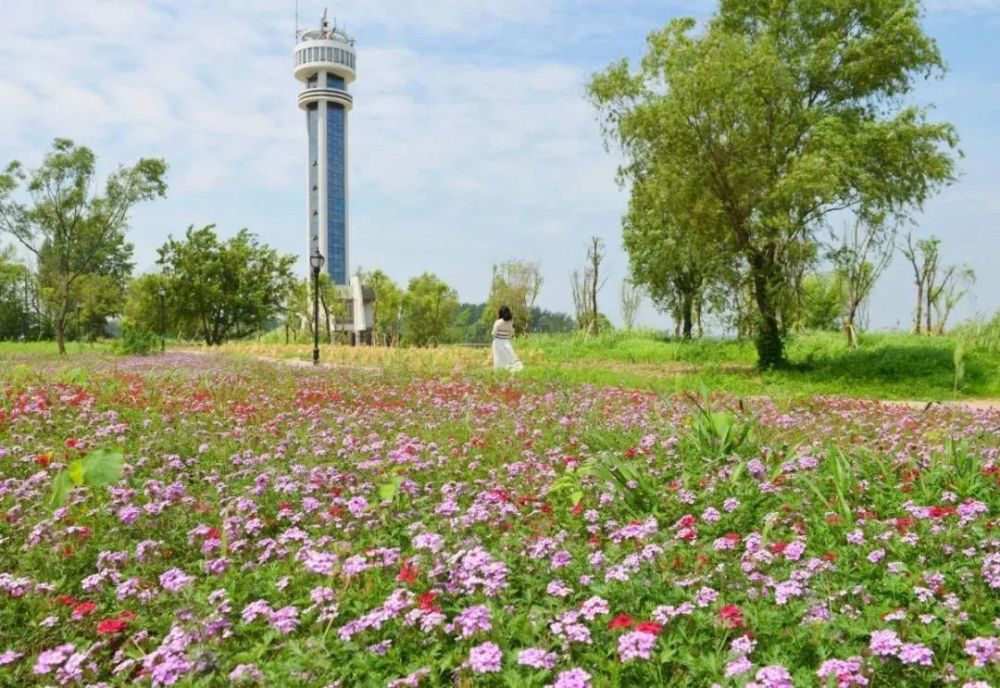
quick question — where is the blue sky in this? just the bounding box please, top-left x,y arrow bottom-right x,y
1,0 -> 998,330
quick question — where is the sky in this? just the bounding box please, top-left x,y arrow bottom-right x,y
1,0 -> 998,331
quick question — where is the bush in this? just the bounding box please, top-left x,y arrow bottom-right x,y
113,325 -> 159,356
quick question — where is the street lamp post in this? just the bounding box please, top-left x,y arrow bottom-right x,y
157,286 -> 166,352
310,249 -> 325,365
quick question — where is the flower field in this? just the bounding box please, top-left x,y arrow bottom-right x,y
1,353 -> 999,687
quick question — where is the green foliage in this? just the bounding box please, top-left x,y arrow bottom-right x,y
481,260 -> 544,336
157,225 -> 296,346
687,386 -> 754,461
797,272 -> 847,331
362,269 -> 404,344
50,448 -> 125,508
589,1 -> 958,368
401,273 -> 459,347
0,138 -> 167,353
113,324 -> 159,356
0,243 -> 34,340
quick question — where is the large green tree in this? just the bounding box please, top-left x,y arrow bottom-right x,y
622,169 -> 731,338
362,269 -> 404,345
0,139 -> 167,353
157,225 -> 296,345
589,0 -> 958,367
402,273 -> 458,347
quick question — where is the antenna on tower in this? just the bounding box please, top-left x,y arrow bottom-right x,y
321,7 -> 329,29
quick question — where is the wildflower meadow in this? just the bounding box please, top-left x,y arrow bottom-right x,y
1,352 -> 998,687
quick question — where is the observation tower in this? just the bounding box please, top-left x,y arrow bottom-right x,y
294,10 -> 355,285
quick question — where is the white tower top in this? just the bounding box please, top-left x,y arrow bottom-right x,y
294,11 -> 356,90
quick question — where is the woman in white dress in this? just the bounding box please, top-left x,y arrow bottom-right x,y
492,306 -> 523,372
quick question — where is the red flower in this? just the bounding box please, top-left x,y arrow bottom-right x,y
724,532 -> 742,545
571,502 -> 585,517
769,541 -> 789,555
635,621 -> 663,635
205,527 -> 221,540
64,437 -> 81,449
97,617 -> 128,635
893,517 -> 913,533
58,595 -> 79,606
929,506 -> 955,518
719,605 -> 743,629
277,501 -> 292,512
607,614 -> 635,630
397,562 -> 420,585
539,503 -> 553,515
72,601 -> 97,620
676,514 -> 696,529
35,453 -> 51,467
417,591 -> 439,612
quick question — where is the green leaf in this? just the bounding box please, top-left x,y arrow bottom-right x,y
50,471 -> 74,508
81,448 -> 125,488
68,460 -> 85,486
379,476 -> 403,503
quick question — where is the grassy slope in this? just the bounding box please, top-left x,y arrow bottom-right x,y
2,330 -> 996,401
518,330 -> 1000,401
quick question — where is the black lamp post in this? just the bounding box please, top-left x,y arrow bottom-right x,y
157,286 -> 166,352
310,248 -> 325,365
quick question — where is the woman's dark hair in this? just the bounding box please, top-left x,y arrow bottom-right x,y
498,306 -> 513,321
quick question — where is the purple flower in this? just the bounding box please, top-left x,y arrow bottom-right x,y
517,648 -> 557,669
34,644 -> 74,675
0,650 -> 23,666
159,568 -> 194,593
725,656 -> 753,677
817,657 -> 868,687
468,642 -> 502,674
241,600 -> 274,624
269,605 -> 299,634
229,664 -> 264,683
347,496 -> 367,516
963,637 -> 999,667
746,665 -> 794,688
454,604 -> 492,638
117,505 -> 141,525
580,595 -> 609,621
869,630 -> 901,657
898,642 -> 934,666
723,498 -> 740,512
618,630 -> 657,662
867,549 -> 885,564
550,668 -> 592,688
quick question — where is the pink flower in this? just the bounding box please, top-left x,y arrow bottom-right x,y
468,642 -> 502,674
550,668 -> 592,688
618,630 -> 657,661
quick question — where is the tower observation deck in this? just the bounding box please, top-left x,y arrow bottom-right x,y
294,11 -> 355,285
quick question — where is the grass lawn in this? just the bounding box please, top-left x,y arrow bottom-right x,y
3,329 -> 997,401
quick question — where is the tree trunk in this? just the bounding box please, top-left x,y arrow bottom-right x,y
925,289 -> 933,335
749,252 -> 784,368
681,293 -> 694,339
845,302 -> 859,348
913,283 -> 923,335
55,315 -> 67,355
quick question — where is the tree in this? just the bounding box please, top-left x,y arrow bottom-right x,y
931,264 -> 975,335
402,273 -> 458,347
828,216 -> 896,347
0,245 -> 32,340
570,237 -> 609,334
797,272 -> 847,331
482,260 -> 544,336
620,279 -> 643,331
901,233 -> 940,335
157,225 -> 295,345
589,1 -> 958,367
362,269 -> 404,345
0,139 -> 167,353
621,170 -> 728,338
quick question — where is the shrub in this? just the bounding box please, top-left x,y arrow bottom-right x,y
113,324 -> 159,356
